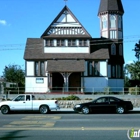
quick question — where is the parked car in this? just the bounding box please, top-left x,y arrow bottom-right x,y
73,96 -> 133,114
0,94 -> 60,114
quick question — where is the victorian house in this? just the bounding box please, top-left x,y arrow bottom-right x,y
24,0 -> 124,93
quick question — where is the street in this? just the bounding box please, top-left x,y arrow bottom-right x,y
0,110 -> 140,140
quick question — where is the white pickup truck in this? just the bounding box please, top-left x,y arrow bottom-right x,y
0,94 -> 60,114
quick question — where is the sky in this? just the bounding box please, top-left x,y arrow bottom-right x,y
0,0 -> 140,76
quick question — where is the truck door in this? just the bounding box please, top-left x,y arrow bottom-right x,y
10,95 -> 26,110
25,95 -> 32,110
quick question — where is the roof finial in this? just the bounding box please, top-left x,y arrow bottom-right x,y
64,0 -> 68,5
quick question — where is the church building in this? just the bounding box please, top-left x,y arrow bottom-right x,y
24,0 -> 124,93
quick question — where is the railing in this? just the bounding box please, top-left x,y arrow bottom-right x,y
0,86 -> 140,95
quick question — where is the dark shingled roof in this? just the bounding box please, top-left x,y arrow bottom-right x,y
98,0 -> 124,15
47,60 -> 85,72
24,38 -> 109,60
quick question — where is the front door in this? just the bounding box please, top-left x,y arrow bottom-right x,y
90,97 -> 110,112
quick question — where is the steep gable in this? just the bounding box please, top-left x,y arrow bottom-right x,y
41,6 -> 91,38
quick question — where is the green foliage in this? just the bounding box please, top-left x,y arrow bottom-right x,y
104,87 -> 110,94
51,95 -> 80,100
129,87 -> 140,95
125,61 -> 140,80
3,64 -> 25,87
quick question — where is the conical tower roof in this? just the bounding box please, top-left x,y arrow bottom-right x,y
98,0 -> 124,15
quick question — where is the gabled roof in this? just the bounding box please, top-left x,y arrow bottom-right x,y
98,0 -> 124,15
24,38 -> 109,60
41,6 -> 91,38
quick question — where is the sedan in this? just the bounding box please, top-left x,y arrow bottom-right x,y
73,96 -> 133,114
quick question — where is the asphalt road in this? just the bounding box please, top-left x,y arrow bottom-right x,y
0,110 -> 140,140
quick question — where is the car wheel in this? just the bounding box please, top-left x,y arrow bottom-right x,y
39,105 -> 49,114
116,106 -> 125,114
82,106 -> 90,114
1,106 -> 9,114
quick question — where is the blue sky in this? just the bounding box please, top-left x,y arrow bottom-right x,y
0,0 -> 140,76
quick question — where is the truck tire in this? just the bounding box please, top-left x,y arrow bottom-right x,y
39,105 -> 49,114
1,105 -> 10,114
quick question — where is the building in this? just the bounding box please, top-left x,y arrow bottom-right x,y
24,0 -> 124,93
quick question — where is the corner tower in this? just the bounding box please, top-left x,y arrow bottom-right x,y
98,0 -> 124,39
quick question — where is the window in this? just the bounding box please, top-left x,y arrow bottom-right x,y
50,40 -> 54,46
110,30 -> 117,39
61,40 -> 65,46
79,40 -> 84,46
102,15 -> 108,29
72,40 -> 76,46
111,43 -> 116,55
35,62 -> 39,76
57,40 -> 61,46
88,61 -> 93,76
96,97 -> 108,103
45,40 -> 50,46
79,40 -> 88,46
26,95 -> 30,101
94,62 -> 98,76
40,62 -> 44,76
110,15 -> 116,28
14,95 -> 25,101
112,65 -> 116,78
118,15 -> 122,29
119,44 -> 123,55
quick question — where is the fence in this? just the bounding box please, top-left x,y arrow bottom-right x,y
0,86 -> 140,95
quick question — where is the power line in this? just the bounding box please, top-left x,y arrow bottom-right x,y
0,36 -> 139,51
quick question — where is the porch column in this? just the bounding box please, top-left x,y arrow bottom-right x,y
61,72 -> 71,92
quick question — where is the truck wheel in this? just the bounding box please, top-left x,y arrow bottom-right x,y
39,105 -> 49,114
1,106 -> 9,114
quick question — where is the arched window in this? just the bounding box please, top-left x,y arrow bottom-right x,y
102,15 -> 107,29
111,43 -> 116,55
119,44 -> 123,55
110,15 -> 116,28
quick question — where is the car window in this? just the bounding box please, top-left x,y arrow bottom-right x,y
109,98 -> 120,102
26,95 -> 30,101
96,98 -> 108,103
32,95 -> 36,100
14,95 -> 25,101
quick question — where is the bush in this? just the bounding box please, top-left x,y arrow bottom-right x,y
129,87 -> 140,95
51,95 -> 80,100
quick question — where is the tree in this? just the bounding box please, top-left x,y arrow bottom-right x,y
3,64 -> 25,87
133,40 -> 140,61
125,61 -> 140,80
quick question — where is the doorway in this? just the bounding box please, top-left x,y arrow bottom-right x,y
52,72 -> 64,91
69,72 -> 81,91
